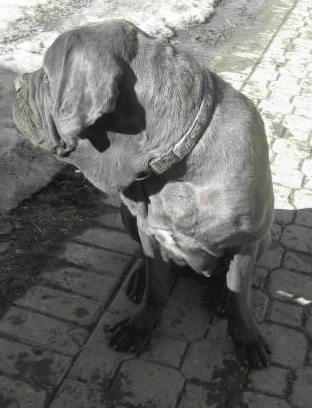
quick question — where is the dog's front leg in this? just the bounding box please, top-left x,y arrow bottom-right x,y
107,230 -> 171,353
226,242 -> 272,368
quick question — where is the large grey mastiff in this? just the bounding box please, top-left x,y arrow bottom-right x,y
13,20 -> 274,368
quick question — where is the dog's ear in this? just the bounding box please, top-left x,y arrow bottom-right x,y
43,29 -> 123,141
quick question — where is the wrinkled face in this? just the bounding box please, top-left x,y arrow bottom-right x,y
12,21 -> 137,161
13,67 -> 77,156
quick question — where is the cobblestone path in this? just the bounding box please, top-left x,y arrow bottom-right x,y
0,0 -> 311,407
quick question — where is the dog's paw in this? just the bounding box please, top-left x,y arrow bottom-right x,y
106,313 -> 156,353
233,337 -> 272,369
228,322 -> 273,369
126,260 -> 146,304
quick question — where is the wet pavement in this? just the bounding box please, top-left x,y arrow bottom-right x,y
0,0 -> 311,406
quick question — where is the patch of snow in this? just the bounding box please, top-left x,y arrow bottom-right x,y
0,0 -> 50,28
0,0 -> 216,73
79,0 -> 217,37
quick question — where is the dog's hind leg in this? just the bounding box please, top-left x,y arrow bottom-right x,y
226,242 -> 272,369
107,229 -> 171,353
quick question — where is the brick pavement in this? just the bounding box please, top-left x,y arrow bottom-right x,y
0,0 -> 312,406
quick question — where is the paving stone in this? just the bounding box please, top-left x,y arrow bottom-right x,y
16,285 -> 102,326
283,114 -> 312,142
289,367 -> 312,408
293,95 -> 312,117
248,365 -> 289,397
279,63 -> 307,79
68,345 -> 131,386
207,315 -> 229,343
113,359 -> 184,408
42,266 -> 118,302
243,81 -> 270,102
274,200 -> 295,211
273,186 -> 292,205
259,99 -> 293,115
179,383 -> 219,408
49,379 -> 108,408
171,276 -> 208,304
0,307 -> 88,356
271,166 -> 304,189
182,338 -> 239,382
269,74 -> 300,95
0,374 -> 47,408
0,241 -> 10,253
295,209 -> 312,228
269,300 -> 304,328
274,208 -> 295,225
283,251 -> 312,274
269,269 -> 312,303
269,92 -> 294,112
68,312 -> 132,385
300,76 -> 312,96
241,392 -> 291,408
273,153 -> 300,170
261,322 -> 307,368
74,228 -> 140,255
256,245 -> 284,270
218,71 -> 247,86
159,297 -> 213,341
304,175 -> 312,190
0,220 -> 14,235
140,334 -> 187,368
293,189 -> 312,209
0,338 -> 71,386
280,225 -> 312,254
272,138 -> 310,160
302,158 -> 312,177
59,242 -> 131,278
249,66 -> 280,84
271,223 -> 283,244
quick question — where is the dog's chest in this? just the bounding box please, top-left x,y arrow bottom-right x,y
140,182 -> 225,272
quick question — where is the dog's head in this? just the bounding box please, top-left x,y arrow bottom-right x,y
12,21 -> 138,157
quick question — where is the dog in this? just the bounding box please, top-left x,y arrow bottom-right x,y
13,20 -> 274,368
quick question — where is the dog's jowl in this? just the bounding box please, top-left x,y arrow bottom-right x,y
13,20 -> 274,369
